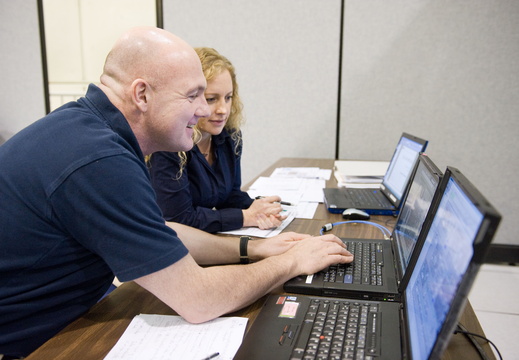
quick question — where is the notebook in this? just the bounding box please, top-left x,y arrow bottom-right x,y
284,154 -> 442,302
323,132 -> 428,215
234,166 -> 501,360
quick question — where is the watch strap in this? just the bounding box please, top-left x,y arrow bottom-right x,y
239,236 -> 251,264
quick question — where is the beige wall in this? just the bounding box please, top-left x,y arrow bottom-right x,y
43,0 -> 156,110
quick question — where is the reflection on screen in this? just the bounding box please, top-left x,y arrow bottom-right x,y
405,176 -> 483,360
384,137 -> 424,201
394,160 -> 439,274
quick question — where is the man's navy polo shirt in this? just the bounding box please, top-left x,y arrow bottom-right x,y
0,84 -> 189,357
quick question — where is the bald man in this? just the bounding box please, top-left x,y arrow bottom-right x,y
0,27 -> 352,358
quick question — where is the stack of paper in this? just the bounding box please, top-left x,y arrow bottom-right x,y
219,167 -> 332,237
334,160 -> 389,188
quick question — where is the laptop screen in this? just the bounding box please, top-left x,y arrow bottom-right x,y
382,135 -> 425,202
404,175 -> 484,360
393,157 -> 440,276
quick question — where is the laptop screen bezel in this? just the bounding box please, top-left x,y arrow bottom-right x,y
380,133 -> 428,208
392,154 -> 442,291
400,166 -> 501,359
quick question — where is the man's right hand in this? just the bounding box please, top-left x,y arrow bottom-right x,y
282,234 -> 353,276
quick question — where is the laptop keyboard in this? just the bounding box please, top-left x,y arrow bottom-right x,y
344,189 -> 393,209
323,241 -> 383,286
290,298 -> 381,360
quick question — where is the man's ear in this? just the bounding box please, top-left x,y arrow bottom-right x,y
131,79 -> 149,112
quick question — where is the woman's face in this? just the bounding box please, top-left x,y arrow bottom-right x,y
197,69 -> 233,136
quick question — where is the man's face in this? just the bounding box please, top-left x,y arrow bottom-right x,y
146,52 -> 210,153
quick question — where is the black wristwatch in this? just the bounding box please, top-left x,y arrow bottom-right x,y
240,236 -> 252,264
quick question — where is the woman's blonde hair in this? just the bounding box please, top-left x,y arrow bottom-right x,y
177,47 -> 245,170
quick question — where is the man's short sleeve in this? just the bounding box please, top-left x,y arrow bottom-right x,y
49,153 -> 189,281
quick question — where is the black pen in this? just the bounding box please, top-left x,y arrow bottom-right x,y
255,196 -> 293,206
201,352 -> 219,360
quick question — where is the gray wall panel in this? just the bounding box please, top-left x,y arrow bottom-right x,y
4,1 -> 513,246
163,0 -> 341,185
340,0 -> 519,246
0,0 -> 46,142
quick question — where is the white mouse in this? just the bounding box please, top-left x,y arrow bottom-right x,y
342,208 -> 370,220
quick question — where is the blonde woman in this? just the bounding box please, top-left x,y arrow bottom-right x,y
149,47 -> 285,233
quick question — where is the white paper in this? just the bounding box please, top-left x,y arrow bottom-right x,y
246,189 -> 299,206
219,211 -> 296,238
334,160 -> 389,177
248,176 -> 302,191
333,160 -> 389,188
247,178 -> 326,204
270,167 -> 320,178
246,190 -> 319,221
270,167 -> 331,181
104,314 -> 248,360
243,168 -> 328,223
298,179 -> 326,202
293,201 -> 319,219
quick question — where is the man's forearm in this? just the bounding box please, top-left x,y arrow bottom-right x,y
186,254 -> 297,321
167,222 -> 240,264
136,252 -> 297,324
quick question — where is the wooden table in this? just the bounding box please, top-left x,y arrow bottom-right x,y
27,158 -> 495,359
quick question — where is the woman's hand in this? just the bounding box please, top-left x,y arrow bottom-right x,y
242,196 -> 287,229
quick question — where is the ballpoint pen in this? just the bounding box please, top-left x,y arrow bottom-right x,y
201,352 -> 219,360
255,196 -> 293,206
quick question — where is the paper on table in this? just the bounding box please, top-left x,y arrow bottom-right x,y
298,178 -> 326,202
246,189 -> 319,220
270,167 -> 332,180
248,178 -> 326,204
104,314 -> 248,360
270,167 -> 320,178
248,176 -> 303,191
293,201 -> 319,219
219,211 -> 296,238
247,189 -> 302,206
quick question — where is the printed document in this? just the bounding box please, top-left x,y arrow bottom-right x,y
104,314 -> 248,360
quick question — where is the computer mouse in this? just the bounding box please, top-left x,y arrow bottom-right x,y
342,208 -> 370,220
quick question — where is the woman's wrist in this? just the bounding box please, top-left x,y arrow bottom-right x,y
242,209 -> 254,227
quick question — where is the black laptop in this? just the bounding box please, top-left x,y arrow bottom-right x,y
285,154 -> 442,302
323,132 -> 428,215
234,166 -> 501,360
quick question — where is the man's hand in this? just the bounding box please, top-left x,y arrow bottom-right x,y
248,231 -> 310,261
283,234 -> 354,275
